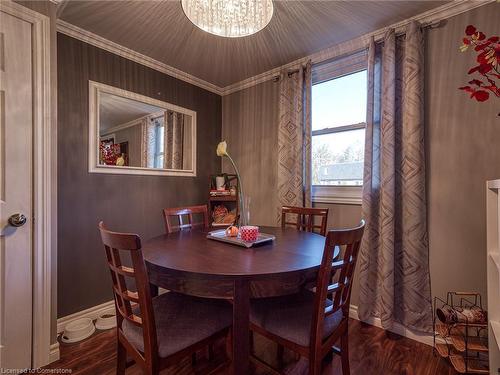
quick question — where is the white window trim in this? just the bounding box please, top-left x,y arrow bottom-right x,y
312,122 -> 365,137
311,60 -> 367,206
312,185 -> 362,205
311,122 -> 365,205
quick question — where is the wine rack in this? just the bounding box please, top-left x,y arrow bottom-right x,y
433,292 -> 489,374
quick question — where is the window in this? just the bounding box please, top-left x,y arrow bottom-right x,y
153,116 -> 165,168
311,67 -> 367,204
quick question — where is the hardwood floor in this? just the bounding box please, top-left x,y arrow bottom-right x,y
45,319 -> 457,375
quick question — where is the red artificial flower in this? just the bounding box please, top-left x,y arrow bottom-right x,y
468,66 -> 480,74
477,50 -> 489,64
484,85 -> 497,94
459,85 -> 474,93
475,32 -> 486,41
479,64 -> 493,74
471,90 -> 489,102
465,25 -> 476,36
474,41 -> 491,51
486,76 -> 497,86
468,79 -> 483,86
492,47 -> 500,65
459,24 -> 498,109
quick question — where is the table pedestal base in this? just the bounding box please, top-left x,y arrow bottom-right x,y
232,279 -> 250,375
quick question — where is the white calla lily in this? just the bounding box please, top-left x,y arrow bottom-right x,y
215,141 -> 246,226
216,141 -> 227,156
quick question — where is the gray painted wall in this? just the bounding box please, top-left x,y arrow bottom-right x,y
425,3 -> 500,307
57,34 -> 221,318
222,79 -> 280,227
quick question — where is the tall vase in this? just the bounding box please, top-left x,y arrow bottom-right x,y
240,195 -> 251,226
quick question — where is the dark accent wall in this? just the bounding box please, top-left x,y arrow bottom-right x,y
57,33 -> 221,317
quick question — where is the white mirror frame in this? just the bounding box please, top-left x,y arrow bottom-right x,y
88,80 -> 197,177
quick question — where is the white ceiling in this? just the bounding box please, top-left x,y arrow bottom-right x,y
59,0 -> 447,88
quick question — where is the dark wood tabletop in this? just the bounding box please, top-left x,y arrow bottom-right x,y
143,226 -> 327,279
142,226 -> 331,375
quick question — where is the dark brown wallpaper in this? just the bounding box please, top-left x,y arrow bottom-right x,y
57,33 -> 221,317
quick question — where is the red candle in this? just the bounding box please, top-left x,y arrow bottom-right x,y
240,226 -> 259,242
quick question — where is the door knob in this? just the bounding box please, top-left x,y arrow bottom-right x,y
8,213 -> 27,227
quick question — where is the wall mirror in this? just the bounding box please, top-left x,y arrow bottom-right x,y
89,81 -> 196,176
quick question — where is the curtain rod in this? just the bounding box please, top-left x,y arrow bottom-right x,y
271,19 -> 444,83
385,18 -> 445,40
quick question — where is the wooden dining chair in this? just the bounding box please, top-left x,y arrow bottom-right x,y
98,222 -> 232,375
281,206 -> 329,236
163,204 -> 209,234
249,220 -> 366,375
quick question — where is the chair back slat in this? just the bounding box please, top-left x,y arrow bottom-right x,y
163,205 -> 209,234
98,222 -> 158,363
122,312 -> 143,327
281,206 -> 329,236
310,220 -> 365,348
109,264 -> 135,277
113,287 -> 140,303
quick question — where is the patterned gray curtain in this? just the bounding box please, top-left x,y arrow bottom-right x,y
140,116 -> 155,168
358,21 -> 432,332
164,111 -> 184,169
276,60 -> 312,224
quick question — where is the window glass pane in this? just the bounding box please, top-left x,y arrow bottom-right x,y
312,129 -> 364,186
155,154 -> 164,169
153,117 -> 165,168
157,124 -> 164,153
312,70 -> 367,131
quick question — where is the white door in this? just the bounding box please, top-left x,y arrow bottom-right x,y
0,10 -> 34,370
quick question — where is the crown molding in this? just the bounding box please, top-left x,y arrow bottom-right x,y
56,19 -> 224,95
221,0 -> 495,96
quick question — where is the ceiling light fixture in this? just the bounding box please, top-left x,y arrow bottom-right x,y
181,0 -> 274,38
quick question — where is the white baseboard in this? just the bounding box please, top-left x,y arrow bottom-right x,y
57,300 -> 115,334
48,342 -> 60,363
57,288 -> 168,334
349,305 -> 436,347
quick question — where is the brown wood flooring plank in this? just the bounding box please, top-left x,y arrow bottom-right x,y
45,319 -> 458,375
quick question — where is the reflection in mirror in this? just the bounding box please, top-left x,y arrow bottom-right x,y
99,93 -> 193,171
89,81 -> 196,176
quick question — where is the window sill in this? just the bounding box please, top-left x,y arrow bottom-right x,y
311,185 -> 362,205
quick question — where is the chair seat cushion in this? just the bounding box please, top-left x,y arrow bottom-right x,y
122,292 -> 232,358
250,290 -> 343,347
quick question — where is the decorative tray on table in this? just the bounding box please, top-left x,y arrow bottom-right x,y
207,229 -> 275,248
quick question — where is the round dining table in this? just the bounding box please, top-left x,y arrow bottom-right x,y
142,226 -> 331,375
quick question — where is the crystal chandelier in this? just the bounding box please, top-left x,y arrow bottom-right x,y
181,0 -> 274,38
